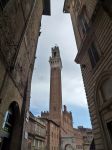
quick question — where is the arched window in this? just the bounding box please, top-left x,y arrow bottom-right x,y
65,144 -> 73,150
100,77 -> 112,101
98,76 -> 112,106
95,74 -> 112,147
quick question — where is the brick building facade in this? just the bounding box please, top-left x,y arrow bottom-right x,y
63,0 -> 112,149
49,46 -> 62,125
0,0 -> 50,150
40,118 -> 60,150
61,105 -> 73,137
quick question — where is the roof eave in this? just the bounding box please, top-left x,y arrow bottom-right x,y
43,0 -> 51,16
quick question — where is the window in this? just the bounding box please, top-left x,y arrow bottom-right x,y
0,0 -> 9,9
97,76 -> 112,107
2,110 -> 13,133
107,121 -> 112,143
54,52 -> 57,57
77,4 -> 89,38
100,0 -> 112,17
79,14 -> 89,34
88,43 -> 100,68
76,145 -> 83,149
100,77 -> 112,102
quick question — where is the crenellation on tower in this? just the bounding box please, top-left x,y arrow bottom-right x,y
41,111 -> 49,119
62,105 -> 73,130
63,105 -> 73,119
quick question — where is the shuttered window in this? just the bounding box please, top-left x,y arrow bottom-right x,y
78,6 -> 89,38
79,15 -> 89,34
88,43 -> 100,68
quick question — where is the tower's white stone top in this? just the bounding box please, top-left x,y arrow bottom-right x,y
49,46 -> 62,69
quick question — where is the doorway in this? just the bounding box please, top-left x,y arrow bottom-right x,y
0,101 -> 21,150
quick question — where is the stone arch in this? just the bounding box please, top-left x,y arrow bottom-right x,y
0,101 -> 21,150
94,71 -> 112,107
65,144 -> 74,150
94,71 -> 112,149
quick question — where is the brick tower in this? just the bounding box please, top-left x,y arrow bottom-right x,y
49,46 -> 62,125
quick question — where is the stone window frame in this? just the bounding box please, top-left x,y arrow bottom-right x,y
99,77 -> 112,103
77,5 -> 90,40
95,72 -> 112,108
88,42 -> 100,69
94,70 -> 112,111
94,71 -> 112,149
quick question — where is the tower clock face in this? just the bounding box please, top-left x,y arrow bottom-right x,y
65,144 -> 73,150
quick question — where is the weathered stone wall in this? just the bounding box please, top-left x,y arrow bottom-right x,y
64,0 -> 112,149
0,0 -> 44,149
69,0 -> 97,49
80,8 -> 112,149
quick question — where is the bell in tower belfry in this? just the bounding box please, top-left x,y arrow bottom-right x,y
49,46 -> 62,125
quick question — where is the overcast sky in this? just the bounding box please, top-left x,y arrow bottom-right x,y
30,0 -> 91,128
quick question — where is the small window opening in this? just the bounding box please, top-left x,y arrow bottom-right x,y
54,52 -> 56,57
107,121 -> 112,143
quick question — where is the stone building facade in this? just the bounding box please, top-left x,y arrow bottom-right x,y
61,136 -> 75,150
74,126 -> 93,150
0,0 -> 50,150
61,105 -> 75,150
74,128 -> 83,150
61,126 -> 93,150
64,0 -> 112,149
28,112 -> 46,150
77,126 -> 93,150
